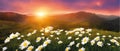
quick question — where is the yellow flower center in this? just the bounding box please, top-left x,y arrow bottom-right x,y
79,49 -> 83,51
28,47 -> 33,50
23,42 -> 27,46
45,41 -> 49,44
38,46 -> 43,50
83,39 -> 87,42
65,48 -> 69,51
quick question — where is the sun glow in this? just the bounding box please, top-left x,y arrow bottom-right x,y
35,12 -> 47,17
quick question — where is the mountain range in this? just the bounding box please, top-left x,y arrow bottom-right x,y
0,11 -> 119,32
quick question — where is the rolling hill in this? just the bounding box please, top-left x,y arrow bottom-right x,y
0,12 -> 27,22
0,11 -> 119,32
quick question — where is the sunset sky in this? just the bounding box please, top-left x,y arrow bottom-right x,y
0,0 -> 119,16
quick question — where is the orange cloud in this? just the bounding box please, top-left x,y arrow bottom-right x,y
10,1 -> 70,15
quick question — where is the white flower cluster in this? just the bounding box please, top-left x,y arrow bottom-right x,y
4,32 -> 20,43
2,26 -> 120,51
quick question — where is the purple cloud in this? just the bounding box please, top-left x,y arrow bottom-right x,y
0,0 -> 119,16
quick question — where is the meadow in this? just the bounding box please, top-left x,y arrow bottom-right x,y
1,26 -> 120,51
0,12 -> 120,51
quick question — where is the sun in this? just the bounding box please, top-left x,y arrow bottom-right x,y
35,12 -> 46,17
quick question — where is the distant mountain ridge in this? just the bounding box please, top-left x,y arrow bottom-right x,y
0,11 -> 119,32
44,12 -> 105,28
0,12 -> 27,22
98,14 -> 119,20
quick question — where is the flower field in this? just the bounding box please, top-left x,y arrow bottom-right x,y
1,26 -> 120,51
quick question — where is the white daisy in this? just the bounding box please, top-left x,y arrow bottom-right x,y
27,33 -> 32,37
75,37 -> 79,40
14,32 -> 20,37
97,41 -> 103,47
68,41 -> 75,46
4,37 -> 10,43
41,33 -> 44,35
19,40 -> 30,50
35,45 -> 43,51
107,43 -> 111,46
113,37 -> 118,40
32,30 -> 37,34
81,31 -> 85,34
26,46 -> 34,51
86,29 -> 92,33
75,32 -> 79,35
94,36 -> 100,41
42,39 -> 51,47
115,42 -> 120,46
76,43 -> 80,47
108,35 -> 112,38
2,47 -> 7,51
17,37 -> 21,40
78,47 -> 85,51
102,35 -> 106,38
79,34 -> 83,37
9,33 -> 16,39
96,33 -> 100,35
65,47 -> 71,51
56,32 -> 61,35
41,37 -> 45,40
50,35 -> 54,37
91,40 -> 95,46
88,33 -> 91,36
36,37 -> 41,43
110,39 -> 117,43
81,37 -> 89,45
58,40 -> 63,44
21,35 -> 24,38
56,37 -> 59,40
68,36 -> 72,40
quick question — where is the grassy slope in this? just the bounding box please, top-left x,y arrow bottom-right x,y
0,20 -> 37,44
